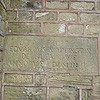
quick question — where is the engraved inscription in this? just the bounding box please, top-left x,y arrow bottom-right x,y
4,36 -> 98,74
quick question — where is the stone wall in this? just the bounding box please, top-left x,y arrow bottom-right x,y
0,0 -> 100,100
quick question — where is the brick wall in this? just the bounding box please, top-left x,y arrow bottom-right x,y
0,0 -> 100,100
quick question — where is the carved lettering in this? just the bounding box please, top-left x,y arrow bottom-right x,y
4,36 -> 98,74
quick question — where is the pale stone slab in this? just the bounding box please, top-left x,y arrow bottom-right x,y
4,74 -> 33,84
4,86 -> 46,100
3,36 -> 98,75
49,86 -> 79,100
48,74 -> 92,86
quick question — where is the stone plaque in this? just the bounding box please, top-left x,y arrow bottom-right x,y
3,36 -> 98,75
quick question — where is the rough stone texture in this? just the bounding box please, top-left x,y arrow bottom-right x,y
49,87 -> 79,100
68,24 -> 84,35
1,0 -> 100,100
48,74 -> 92,86
18,11 -> 33,21
0,3 -> 6,19
82,89 -> 93,100
0,73 -> 1,100
80,13 -> 100,23
35,74 -> 46,86
96,2 -> 100,10
6,11 -> 17,21
0,20 -> 7,34
10,0 -> 42,9
59,13 -> 77,22
0,62 -> 3,71
71,2 -> 94,10
4,74 -> 33,84
8,22 -> 41,34
3,36 -> 98,75
85,24 -> 100,35
35,12 -> 57,21
4,86 -> 46,100
43,23 -> 66,34
46,0 -> 68,9
0,73 -> 1,89
0,37 -> 4,46
94,76 -> 100,96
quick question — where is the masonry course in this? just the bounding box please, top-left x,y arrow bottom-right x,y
0,0 -> 100,100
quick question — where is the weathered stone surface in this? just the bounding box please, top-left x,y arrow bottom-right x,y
94,83 -> 100,92
0,73 -> 1,90
3,36 -> 98,75
0,3 -> 6,18
6,11 -> 17,21
18,11 -> 33,21
10,0 -> 42,9
4,86 -> 46,100
3,0 -> 10,9
35,12 -> 57,21
8,22 -> 41,34
4,74 -> 33,84
0,20 -> 7,34
46,0 -> 68,9
0,73 -> 1,100
96,2 -> 100,10
94,76 -> 100,95
82,89 -> 93,100
68,24 -> 84,35
0,37 -> 4,46
35,74 -> 46,86
0,62 -> 3,71
48,74 -> 92,86
43,23 -> 66,34
85,25 -> 100,35
0,52 -> 2,62
80,13 -> 100,23
59,13 -> 77,22
71,2 -> 94,10
94,76 -> 100,83
49,86 -> 79,100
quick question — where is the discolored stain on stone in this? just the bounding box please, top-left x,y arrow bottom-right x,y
35,12 -> 57,21
4,86 -> 46,100
49,86 -> 79,100
4,74 -> 33,84
3,36 -> 98,75
10,0 -> 42,9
